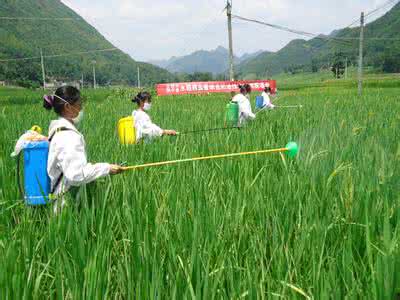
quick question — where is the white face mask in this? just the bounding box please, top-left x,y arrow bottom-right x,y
53,94 -> 83,124
72,110 -> 84,125
143,103 -> 152,111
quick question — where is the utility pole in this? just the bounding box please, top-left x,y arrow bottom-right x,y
137,66 -> 141,89
226,0 -> 235,81
92,60 -> 96,89
40,49 -> 46,90
81,73 -> 84,89
358,12 -> 364,96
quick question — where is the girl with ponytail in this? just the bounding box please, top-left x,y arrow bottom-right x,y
44,86 -> 124,213
232,84 -> 256,125
132,91 -> 176,143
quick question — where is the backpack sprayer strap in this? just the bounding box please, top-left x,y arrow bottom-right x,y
48,127 -> 71,195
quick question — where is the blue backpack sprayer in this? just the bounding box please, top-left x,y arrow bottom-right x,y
18,140 -> 51,205
255,96 -> 264,110
16,126 -> 70,206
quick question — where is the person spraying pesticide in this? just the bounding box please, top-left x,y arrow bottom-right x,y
132,91 -> 177,143
261,86 -> 276,110
232,84 -> 255,126
44,86 -> 124,212
256,85 -> 303,112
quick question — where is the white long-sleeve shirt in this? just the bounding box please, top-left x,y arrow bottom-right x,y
232,93 -> 256,125
261,92 -> 275,109
47,118 -> 110,197
132,110 -> 163,142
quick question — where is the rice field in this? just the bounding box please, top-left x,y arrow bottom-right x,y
0,82 -> 399,299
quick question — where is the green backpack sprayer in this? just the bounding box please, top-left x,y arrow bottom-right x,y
225,101 -> 239,128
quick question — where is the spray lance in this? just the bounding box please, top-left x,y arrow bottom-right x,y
121,142 -> 299,172
176,126 -> 242,136
255,104 -> 304,116
174,101 -> 242,136
275,105 -> 303,109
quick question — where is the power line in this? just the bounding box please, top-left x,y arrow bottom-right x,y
177,5 -> 226,57
232,14 -> 355,46
0,47 -> 119,63
311,0 -> 399,53
345,17 -> 363,29
305,0 -> 398,54
233,14 -> 314,38
0,16 -> 80,21
318,36 -> 400,41
365,0 -> 399,19
232,14 -> 400,42
344,0 -> 399,27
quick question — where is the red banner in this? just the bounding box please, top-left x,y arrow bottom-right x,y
156,80 -> 277,96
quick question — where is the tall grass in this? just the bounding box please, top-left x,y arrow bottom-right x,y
0,84 -> 399,298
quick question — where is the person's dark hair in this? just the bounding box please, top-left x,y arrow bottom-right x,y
238,84 -> 252,94
43,86 -> 81,115
264,86 -> 271,93
132,91 -> 152,104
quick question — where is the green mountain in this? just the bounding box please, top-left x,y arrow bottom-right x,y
0,0 -> 175,87
155,46 -> 233,75
238,2 -> 400,77
150,46 -> 266,75
237,50 -> 266,64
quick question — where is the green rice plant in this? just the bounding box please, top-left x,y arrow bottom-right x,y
0,82 -> 399,299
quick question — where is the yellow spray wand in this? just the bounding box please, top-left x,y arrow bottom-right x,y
121,142 -> 299,171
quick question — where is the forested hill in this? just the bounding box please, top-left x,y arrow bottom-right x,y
237,2 -> 400,77
0,0 -> 175,87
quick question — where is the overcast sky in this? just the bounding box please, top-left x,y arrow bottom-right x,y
61,0 -> 392,62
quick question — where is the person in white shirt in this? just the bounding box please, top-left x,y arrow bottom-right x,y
132,91 -> 176,143
232,84 -> 255,125
261,86 -> 275,110
43,86 -> 123,212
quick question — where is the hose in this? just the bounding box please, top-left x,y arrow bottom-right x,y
16,153 -> 24,199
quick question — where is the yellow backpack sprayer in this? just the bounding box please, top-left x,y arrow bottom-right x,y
117,116 -> 136,145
